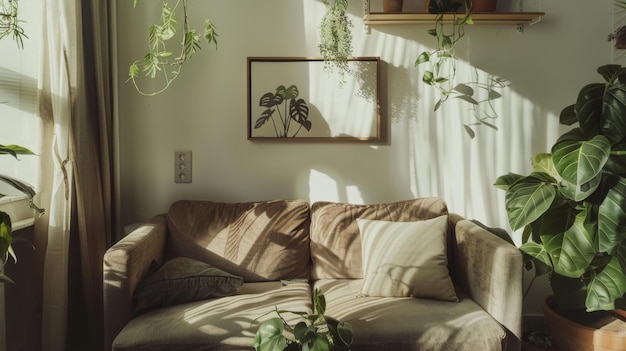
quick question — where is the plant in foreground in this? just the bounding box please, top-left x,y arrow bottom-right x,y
253,289 -> 353,351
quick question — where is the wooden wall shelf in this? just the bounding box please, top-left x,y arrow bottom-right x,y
363,12 -> 544,26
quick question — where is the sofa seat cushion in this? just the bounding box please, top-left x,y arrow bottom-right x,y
313,279 -> 506,351
166,199 -> 311,282
113,280 -> 312,351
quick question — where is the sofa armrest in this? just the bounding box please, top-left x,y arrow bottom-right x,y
103,215 -> 167,350
451,217 -> 523,351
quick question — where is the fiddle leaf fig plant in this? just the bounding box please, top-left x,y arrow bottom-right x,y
0,144 -> 45,284
253,289 -> 353,351
494,64 -> 626,312
127,0 -> 218,96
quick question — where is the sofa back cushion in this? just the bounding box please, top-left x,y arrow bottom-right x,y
309,198 -> 448,280
166,199 -> 310,282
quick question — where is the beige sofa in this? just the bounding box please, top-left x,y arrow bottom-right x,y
103,198 -> 522,351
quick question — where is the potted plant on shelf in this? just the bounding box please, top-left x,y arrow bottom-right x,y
494,64 -> 626,351
253,289 -> 353,351
416,0 -> 506,138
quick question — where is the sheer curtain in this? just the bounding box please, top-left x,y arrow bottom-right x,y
37,0 -> 113,350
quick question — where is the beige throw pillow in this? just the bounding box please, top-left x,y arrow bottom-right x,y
357,215 -> 458,302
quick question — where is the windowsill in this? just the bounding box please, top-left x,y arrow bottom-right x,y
0,195 -> 36,230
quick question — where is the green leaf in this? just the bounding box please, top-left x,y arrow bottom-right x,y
574,83 -> 604,137
494,172 -> 525,191
0,144 -> 36,159
553,206 -> 597,278
415,52 -> 430,65
598,176 -> 626,253
313,289 -> 326,317
504,175 -> 557,231
559,104 -> 577,126
530,153 -> 558,179
422,71 -> 435,85
204,19 -> 218,47
585,256 -> 626,311
0,211 -> 12,263
520,242 -> 553,272
253,318 -> 287,351
552,131 -> 610,199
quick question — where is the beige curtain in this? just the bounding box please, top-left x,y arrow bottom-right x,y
37,0 -> 113,350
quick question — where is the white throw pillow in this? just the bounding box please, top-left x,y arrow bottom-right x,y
357,215 -> 458,301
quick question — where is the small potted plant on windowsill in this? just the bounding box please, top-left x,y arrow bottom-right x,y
253,289 -> 353,351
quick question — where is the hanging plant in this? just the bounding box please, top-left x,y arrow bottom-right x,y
0,0 -> 27,48
416,0 -> 508,138
127,0 -> 218,96
319,0 -> 353,84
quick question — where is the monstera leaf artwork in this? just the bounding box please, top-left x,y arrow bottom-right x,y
254,85 -> 312,138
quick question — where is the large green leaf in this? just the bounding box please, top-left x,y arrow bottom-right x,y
253,318 -> 287,351
574,83 -> 604,137
553,206 -> 597,278
493,173 -> 524,191
504,174 -> 557,231
531,153 -> 559,179
602,81 -> 626,144
605,144 -> 626,176
585,256 -> 626,311
598,176 -> 626,253
552,132 -> 610,200
520,242 -> 553,273
530,203 -> 577,243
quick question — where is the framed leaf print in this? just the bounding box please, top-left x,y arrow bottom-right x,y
247,57 -> 381,142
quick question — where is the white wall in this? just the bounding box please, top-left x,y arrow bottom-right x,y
114,0 -> 616,314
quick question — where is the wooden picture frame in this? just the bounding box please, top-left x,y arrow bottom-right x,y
247,57 -> 381,142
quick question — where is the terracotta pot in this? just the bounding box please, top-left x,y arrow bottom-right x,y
383,0 -> 404,12
423,0 -> 466,13
469,0 -> 497,12
543,296 -> 626,351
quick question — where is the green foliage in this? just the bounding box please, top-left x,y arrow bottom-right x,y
253,289 -> 353,351
494,64 -> 626,312
416,0 -> 507,138
319,0 -> 353,85
0,144 -> 45,284
0,0 -> 27,48
127,0 -> 218,96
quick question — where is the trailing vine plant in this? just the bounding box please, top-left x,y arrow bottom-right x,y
415,0 -> 472,111
416,0 -> 508,138
319,0 -> 353,85
0,0 -> 27,48
127,0 -> 218,96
